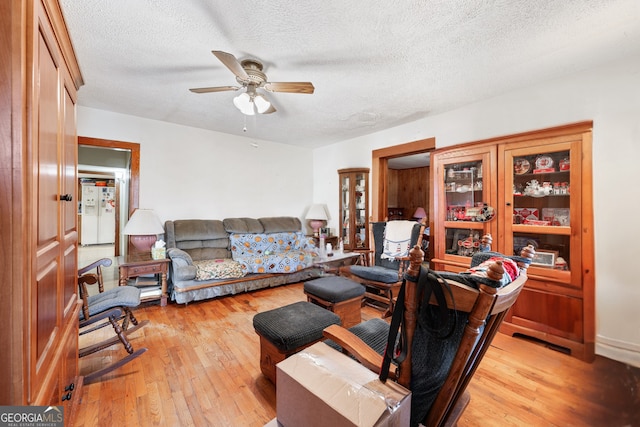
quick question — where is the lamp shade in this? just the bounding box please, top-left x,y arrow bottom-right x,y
305,204 -> 329,221
253,94 -> 271,113
233,92 -> 255,115
413,207 -> 427,219
122,209 -> 164,252
305,204 -> 328,237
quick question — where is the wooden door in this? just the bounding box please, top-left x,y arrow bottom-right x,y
30,2 -> 79,404
31,21 -> 64,403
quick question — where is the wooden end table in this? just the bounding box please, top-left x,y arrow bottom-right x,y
117,254 -> 170,306
313,251 -> 361,274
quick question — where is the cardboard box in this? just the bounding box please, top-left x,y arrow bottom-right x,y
513,207 -> 539,220
541,208 -> 570,226
276,342 -> 411,427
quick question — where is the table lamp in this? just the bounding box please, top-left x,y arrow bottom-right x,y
412,207 -> 427,221
122,208 -> 164,252
305,204 -> 328,237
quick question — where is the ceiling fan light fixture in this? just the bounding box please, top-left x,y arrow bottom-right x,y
253,94 -> 271,114
233,92 -> 255,115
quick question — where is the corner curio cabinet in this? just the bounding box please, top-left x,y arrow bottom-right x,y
431,122 -> 594,361
338,168 -> 370,251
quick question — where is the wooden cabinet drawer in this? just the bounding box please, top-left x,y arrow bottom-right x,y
507,287 -> 583,342
128,264 -> 163,275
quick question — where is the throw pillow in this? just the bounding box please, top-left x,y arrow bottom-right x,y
194,259 -> 247,281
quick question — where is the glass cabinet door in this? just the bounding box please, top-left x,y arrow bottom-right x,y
353,171 -> 368,249
503,140 -> 579,285
340,173 -> 351,246
433,147 -> 497,266
338,168 -> 369,251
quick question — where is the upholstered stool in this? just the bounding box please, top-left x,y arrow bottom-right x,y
253,301 -> 340,383
304,276 -> 365,328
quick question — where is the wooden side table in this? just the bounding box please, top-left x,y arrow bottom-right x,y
310,235 -> 339,248
117,254 -> 170,306
312,251 -> 360,274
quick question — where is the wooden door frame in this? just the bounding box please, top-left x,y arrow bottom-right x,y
78,136 -> 140,255
371,138 -> 435,221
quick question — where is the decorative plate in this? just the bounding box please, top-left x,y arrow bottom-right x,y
514,158 -> 530,175
535,155 -> 554,170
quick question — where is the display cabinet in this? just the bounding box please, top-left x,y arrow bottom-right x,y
432,145 -> 497,269
338,168 -> 369,251
431,122 -> 594,361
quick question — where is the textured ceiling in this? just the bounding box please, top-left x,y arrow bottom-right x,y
59,0 -> 640,149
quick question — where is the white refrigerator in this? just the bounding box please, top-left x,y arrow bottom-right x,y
81,185 -> 116,245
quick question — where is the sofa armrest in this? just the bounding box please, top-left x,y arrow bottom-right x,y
167,248 -> 197,281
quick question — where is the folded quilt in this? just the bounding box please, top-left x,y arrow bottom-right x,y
233,252 -> 312,274
229,231 -> 316,274
381,220 -> 415,260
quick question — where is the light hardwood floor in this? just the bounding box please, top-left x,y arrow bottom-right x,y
73,282 -> 639,427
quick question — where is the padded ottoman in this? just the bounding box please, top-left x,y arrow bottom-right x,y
253,301 -> 340,383
304,276 -> 365,328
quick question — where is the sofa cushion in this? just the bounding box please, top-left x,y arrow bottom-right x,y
166,219 -> 231,261
194,259 -> 246,280
167,248 -> 197,281
259,217 -> 302,233
184,247 -> 230,262
167,247 -> 193,265
348,265 -> 400,284
173,219 -> 227,241
223,217 -> 264,233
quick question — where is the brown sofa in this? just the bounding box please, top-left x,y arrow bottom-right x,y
165,216 -> 322,304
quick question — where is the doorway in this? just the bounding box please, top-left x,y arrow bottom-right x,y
78,137 -> 140,257
371,137 -> 435,221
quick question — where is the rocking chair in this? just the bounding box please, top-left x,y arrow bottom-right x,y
78,258 -> 148,383
325,244 -> 534,426
339,219 -> 425,317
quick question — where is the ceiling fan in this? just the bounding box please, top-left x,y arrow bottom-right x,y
189,50 -> 315,115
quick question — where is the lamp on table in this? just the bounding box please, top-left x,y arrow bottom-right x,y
305,204 -> 328,237
412,207 -> 427,221
122,208 -> 164,252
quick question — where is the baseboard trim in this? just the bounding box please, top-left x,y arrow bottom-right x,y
596,335 -> 640,368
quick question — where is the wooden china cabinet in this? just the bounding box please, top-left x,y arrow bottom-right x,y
431,122 -> 595,361
338,168 -> 370,251
1,0 -> 84,418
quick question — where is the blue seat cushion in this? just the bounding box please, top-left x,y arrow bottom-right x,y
253,301 -> 340,352
324,317 -> 390,356
304,276 -> 365,303
81,286 -> 141,320
348,265 -> 399,284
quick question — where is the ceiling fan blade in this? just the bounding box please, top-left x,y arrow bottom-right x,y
263,82 -> 315,94
189,86 -> 240,94
212,50 -> 249,80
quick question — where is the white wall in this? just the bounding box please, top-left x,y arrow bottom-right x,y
313,55 -> 640,367
77,108 -> 316,228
